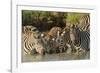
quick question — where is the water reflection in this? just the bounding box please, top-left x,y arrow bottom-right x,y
22,51 -> 90,62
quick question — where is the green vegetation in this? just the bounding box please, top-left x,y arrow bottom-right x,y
67,13 -> 82,24
22,10 -> 89,31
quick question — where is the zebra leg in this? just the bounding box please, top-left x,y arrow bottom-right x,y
45,48 -> 50,54
71,44 -> 77,53
56,49 -> 60,53
47,49 -> 53,54
62,47 -> 65,53
55,47 -> 60,53
63,47 -> 67,52
40,49 -> 46,55
62,44 -> 68,53
59,46 -> 64,53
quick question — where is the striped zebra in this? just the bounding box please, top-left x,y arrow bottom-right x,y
39,32 -> 59,54
79,14 -> 90,32
39,33 -> 52,54
22,26 -> 45,55
70,25 -> 90,51
47,27 -> 62,39
61,26 -> 72,44
48,29 -> 69,53
56,36 -> 68,53
58,25 -> 78,53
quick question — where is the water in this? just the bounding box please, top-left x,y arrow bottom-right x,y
22,51 -> 90,62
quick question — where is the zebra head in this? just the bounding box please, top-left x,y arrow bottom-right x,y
69,24 -> 80,45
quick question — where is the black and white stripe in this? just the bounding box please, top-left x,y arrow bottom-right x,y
74,26 -> 90,51
79,14 -> 90,32
22,26 -> 45,55
22,30 -> 36,55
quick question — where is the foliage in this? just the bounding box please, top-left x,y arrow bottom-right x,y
22,10 -> 89,31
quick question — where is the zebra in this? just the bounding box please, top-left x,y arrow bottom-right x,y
39,33 -> 59,54
39,27 -> 62,54
39,33 -> 52,54
47,27 -> 62,39
60,25 -> 77,53
22,25 -> 38,34
70,25 -> 90,52
49,29 -> 69,53
56,36 -> 68,53
39,27 -> 68,54
79,14 -> 90,32
61,26 -> 71,44
22,26 -> 45,55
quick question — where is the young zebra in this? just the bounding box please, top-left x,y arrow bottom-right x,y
70,25 -> 90,51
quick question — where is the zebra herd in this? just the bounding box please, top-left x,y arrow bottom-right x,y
22,25 -> 90,56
